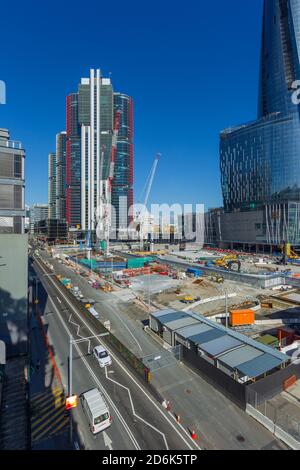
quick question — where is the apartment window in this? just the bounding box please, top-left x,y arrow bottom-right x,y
0,216 -> 14,233
14,154 -> 22,178
14,185 -> 22,209
0,184 -> 14,208
0,153 -> 13,177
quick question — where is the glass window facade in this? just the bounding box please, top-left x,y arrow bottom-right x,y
221,0 -> 300,215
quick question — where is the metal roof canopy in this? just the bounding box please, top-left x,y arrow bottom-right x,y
198,335 -> 243,357
190,312 -> 289,362
217,345 -> 264,369
159,311 -> 191,325
237,354 -> 283,378
189,329 -> 226,347
175,323 -> 212,340
163,316 -> 200,332
151,309 -> 176,319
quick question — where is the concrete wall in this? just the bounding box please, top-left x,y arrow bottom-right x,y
220,210 -> 264,244
0,235 -> 28,357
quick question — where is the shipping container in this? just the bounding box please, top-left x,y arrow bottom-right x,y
229,309 -> 255,327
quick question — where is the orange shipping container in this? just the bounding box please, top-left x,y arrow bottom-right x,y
229,309 -> 255,327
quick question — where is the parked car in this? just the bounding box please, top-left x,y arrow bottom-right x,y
93,345 -> 112,368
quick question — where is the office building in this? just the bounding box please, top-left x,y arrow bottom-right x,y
220,0 -> 300,249
63,68 -> 134,237
113,93 -> 134,237
56,131 -> 67,221
48,152 -> 56,219
29,203 -> 48,233
66,93 -> 81,228
0,128 -> 28,357
0,129 -> 25,234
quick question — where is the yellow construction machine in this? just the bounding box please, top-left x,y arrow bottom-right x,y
213,255 -> 242,272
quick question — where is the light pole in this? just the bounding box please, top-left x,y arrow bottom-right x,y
225,288 -> 228,329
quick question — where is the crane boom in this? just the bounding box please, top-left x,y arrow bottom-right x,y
137,153 -> 161,250
143,153 -> 161,208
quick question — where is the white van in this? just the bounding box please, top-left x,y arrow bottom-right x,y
80,388 -> 112,434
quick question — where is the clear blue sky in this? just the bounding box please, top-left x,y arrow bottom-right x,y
1,0 -> 263,209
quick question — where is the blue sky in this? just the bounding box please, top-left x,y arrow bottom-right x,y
1,0 -> 263,209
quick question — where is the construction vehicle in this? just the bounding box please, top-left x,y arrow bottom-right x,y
278,242 -> 299,265
211,255 -> 241,273
179,296 -> 201,304
210,273 -> 224,283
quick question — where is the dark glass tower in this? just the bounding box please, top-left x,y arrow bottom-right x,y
66,93 -> 81,228
56,131 -> 67,221
113,93 -> 134,236
221,0 -> 300,214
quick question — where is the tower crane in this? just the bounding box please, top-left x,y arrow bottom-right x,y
96,110 -> 121,256
137,153 -> 161,250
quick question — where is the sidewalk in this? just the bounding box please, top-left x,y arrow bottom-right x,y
30,306 -> 72,450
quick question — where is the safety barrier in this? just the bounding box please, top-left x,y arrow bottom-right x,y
246,404 -> 300,450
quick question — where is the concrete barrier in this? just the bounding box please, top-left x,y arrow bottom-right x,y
246,404 -> 300,450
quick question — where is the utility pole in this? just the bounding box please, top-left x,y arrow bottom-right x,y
225,289 -> 228,329
69,334 -> 73,446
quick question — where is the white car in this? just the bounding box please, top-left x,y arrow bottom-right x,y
93,346 -> 112,368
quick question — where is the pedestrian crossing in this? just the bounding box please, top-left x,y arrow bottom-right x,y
31,387 -> 69,444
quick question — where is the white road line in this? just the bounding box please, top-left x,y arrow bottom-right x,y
68,314 -> 83,338
101,304 -> 143,353
35,256 -> 200,450
45,289 -> 141,450
105,367 -> 169,449
56,297 -> 62,304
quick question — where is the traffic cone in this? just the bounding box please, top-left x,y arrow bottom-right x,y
176,414 -> 181,424
191,430 -> 197,440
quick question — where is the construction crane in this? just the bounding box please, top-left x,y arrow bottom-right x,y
95,110 -> 121,256
136,153 -> 161,250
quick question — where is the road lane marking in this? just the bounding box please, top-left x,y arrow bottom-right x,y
68,314 -> 83,338
35,256 -> 199,450
103,431 -> 113,450
105,367 -> 169,449
101,304 -> 143,353
56,297 -> 62,304
41,286 -> 140,450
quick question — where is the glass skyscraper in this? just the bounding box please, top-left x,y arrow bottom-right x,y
56,131 -> 67,221
64,69 -> 134,236
113,93 -> 134,236
220,0 -> 300,246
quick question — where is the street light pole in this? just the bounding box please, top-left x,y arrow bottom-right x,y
69,334 -> 73,446
225,289 -> 228,329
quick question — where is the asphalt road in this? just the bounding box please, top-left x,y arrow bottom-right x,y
31,251 -> 200,451
31,245 -> 288,450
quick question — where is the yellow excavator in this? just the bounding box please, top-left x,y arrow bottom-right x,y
213,255 -> 242,272
278,242 -> 299,265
